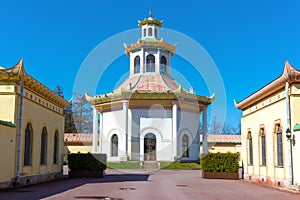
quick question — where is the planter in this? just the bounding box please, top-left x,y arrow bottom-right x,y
69,170 -> 105,178
202,171 -> 239,180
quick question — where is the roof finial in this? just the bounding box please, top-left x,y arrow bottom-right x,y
149,8 -> 152,17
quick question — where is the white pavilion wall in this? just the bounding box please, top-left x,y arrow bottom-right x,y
102,109 -> 127,161
177,111 -> 200,161
131,109 -> 173,161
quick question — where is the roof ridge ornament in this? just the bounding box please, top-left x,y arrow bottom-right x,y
149,8 -> 152,18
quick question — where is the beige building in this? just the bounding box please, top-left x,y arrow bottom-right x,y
0,60 -> 69,189
235,61 -> 300,188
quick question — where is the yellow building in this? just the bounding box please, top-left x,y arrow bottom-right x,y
0,60 -> 69,189
235,61 -> 300,188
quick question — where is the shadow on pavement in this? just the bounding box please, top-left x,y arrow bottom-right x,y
0,172 -> 150,200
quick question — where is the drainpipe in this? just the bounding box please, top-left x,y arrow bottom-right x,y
15,80 -> 24,186
285,82 -> 293,185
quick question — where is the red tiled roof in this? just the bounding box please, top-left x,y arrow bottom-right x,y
201,134 -> 241,143
64,133 -> 93,142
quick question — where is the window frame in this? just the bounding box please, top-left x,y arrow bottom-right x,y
24,123 -> 33,166
111,134 -> 118,157
40,127 -> 47,165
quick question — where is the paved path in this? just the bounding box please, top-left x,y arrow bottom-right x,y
0,169 -> 299,200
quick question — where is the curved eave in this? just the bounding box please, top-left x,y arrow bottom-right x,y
0,59 -> 24,81
0,60 -> 70,108
125,40 -> 176,56
235,60 -> 300,110
86,88 -> 214,106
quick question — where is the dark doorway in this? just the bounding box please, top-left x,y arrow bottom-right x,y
144,133 -> 156,161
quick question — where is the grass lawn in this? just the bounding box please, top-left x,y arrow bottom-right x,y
107,161 -> 141,169
160,162 -> 200,170
107,161 -> 200,170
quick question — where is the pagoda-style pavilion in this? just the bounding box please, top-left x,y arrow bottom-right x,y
86,12 -> 214,162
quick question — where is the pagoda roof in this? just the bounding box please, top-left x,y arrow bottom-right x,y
0,59 -> 70,108
235,61 -> 300,110
138,16 -> 163,27
86,74 -> 214,106
124,38 -> 177,56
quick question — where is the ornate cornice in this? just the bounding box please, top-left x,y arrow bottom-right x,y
124,39 -> 177,56
235,60 -> 300,110
0,59 -> 70,108
86,85 -> 214,107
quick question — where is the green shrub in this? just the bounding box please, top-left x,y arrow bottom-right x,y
68,153 -> 107,171
200,152 -> 239,173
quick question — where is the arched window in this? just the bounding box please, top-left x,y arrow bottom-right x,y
260,128 -> 266,166
111,134 -> 118,157
134,56 -> 140,74
24,123 -> 33,166
154,28 -> 158,38
143,28 -> 146,37
182,134 -> 189,157
148,27 -> 153,36
275,124 -> 283,166
53,131 -> 59,164
248,132 -> 253,165
146,54 -> 155,72
160,56 -> 167,73
40,127 -> 47,165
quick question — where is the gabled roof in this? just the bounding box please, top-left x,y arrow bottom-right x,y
0,60 -> 70,108
235,61 -> 300,110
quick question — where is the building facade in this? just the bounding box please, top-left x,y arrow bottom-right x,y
0,60 -> 69,188
86,13 -> 214,162
235,61 -> 300,188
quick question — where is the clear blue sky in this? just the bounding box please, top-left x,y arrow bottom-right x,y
1,0 -> 300,128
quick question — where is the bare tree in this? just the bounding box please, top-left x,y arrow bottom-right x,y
72,93 -> 93,133
209,116 -> 222,134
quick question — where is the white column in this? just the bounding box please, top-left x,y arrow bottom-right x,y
92,106 -> 98,153
141,48 -> 145,73
99,112 -> 103,153
157,48 -> 161,73
202,108 -> 208,154
123,100 -> 129,157
172,101 -> 178,160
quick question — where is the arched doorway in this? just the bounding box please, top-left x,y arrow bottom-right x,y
144,133 -> 156,161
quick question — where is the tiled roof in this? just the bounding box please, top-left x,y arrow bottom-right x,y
0,120 -> 16,128
119,74 -> 180,93
64,133 -> 93,143
201,134 -> 241,143
64,133 -> 241,144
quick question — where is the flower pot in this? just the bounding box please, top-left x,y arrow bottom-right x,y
202,171 -> 239,180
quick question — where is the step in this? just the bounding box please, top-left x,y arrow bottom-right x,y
141,161 -> 160,170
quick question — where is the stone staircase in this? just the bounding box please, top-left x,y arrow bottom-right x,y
141,161 -> 160,170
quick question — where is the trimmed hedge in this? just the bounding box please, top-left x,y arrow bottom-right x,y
200,152 -> 239,173
68,153 -> 107,171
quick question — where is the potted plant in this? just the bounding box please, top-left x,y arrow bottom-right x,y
68,153 -> 107,178
200,152 -> 239,179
